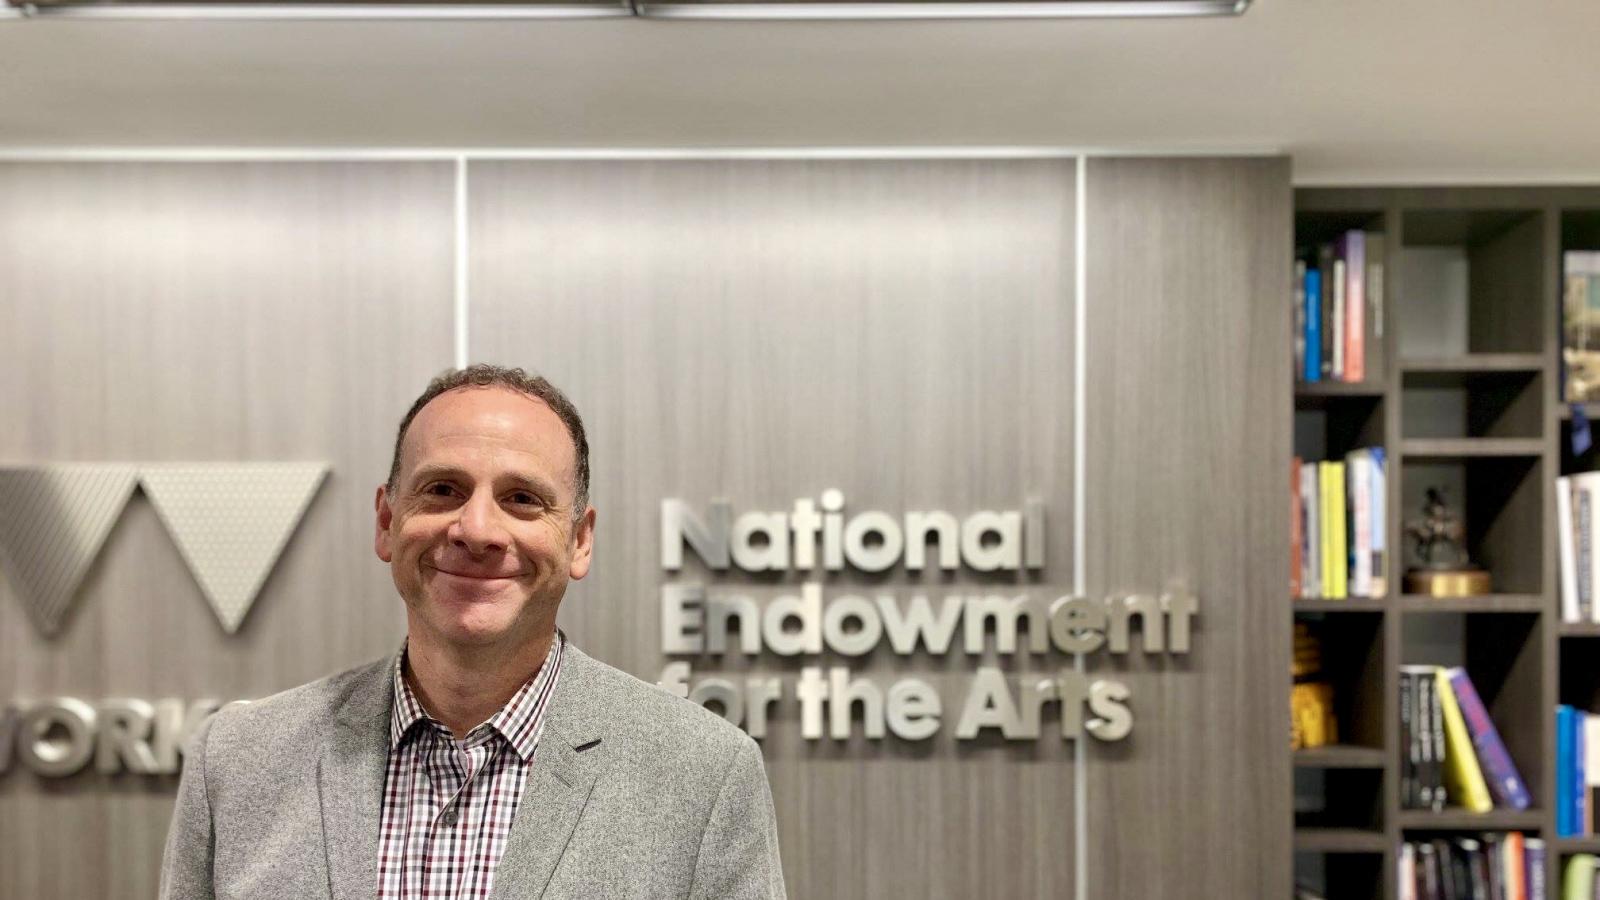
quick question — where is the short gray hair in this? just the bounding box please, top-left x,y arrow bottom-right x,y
386,364 -> 590,516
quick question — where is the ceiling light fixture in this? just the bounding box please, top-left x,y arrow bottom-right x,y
634,0 -> 1250,19
1,0 -> 1246,19
3,0 -> 629,18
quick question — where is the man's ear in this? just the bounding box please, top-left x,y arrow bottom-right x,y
374,485 -> 395,563
568,506 -> 597,581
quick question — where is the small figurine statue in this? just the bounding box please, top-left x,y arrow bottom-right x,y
1407,488 -> 1468,568
1403,487 -> 1491,596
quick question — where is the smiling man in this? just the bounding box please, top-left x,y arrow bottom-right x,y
159,365 -> 786,900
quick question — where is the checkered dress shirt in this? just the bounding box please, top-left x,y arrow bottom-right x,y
376,633 -> 566,900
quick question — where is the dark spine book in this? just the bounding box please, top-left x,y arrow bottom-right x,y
1455,837 -> 1488,900
1320,243 -> 1336,379
1401,669 -> 1419,807
1436,837 -> 1464,900
1419,841 -> 1441,900
1365,231 -> 1386,382
1416,671 -> 1438,809
1482,832 -> 1503,900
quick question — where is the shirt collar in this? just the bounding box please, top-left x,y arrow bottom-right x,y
389,630 -> 566,763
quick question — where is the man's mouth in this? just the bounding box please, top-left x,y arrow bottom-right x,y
426,564 -> 524,581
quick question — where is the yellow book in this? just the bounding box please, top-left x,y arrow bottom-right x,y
1328,462 -> 1348,598
1435,667 -> 1493,812
1319,463 -> 1335,598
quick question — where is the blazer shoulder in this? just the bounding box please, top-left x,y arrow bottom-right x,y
558,646 -> 754,762
202,655 -> 392,760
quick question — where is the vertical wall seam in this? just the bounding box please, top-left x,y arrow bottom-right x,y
1073,153 -> 1089,900
454,155 -> 470,368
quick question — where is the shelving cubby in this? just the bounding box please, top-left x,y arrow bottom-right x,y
1292,205 -> 1395,900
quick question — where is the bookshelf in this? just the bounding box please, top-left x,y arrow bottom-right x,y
1290,187 -> 1600,899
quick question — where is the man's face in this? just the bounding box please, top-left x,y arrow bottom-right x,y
374,386 -> 594,652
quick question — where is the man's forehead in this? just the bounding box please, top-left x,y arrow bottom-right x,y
402,387 -> 574,470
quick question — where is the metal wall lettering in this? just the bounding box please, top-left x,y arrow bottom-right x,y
0,699 -> 240,777
658,495 -> 1191,743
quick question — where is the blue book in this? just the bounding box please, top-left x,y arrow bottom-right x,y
1370,448 -> 1387,595
1304,268 -> 1323,383
1445,668 -> 1530,808
1559,706 -> 1578,836
1526,837 -> 1546,900
1580,711 -> 1589,836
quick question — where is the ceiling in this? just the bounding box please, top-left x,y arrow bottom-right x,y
2,0 -> 1598,183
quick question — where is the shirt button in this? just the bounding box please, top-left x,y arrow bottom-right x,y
440,807 -> 459,826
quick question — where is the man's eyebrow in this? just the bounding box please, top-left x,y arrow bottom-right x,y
500,472 -> 561,499
406,464 -> 562,498
406,463 -> 468,487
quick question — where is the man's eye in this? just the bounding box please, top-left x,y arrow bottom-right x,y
508,492 -> 540,506
425,483 -> 457,497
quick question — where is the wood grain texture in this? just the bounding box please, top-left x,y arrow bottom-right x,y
0,161 -> 457,900
467,158 -> 1082,900
0,156 -> 1296,900
1082,156 -> 1292,899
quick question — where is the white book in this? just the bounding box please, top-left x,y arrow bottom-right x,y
1346,449 -> 1372,598
1578,472 -> 1600,623
1559,475 -> 1580,623
1301,462 -> 1320,598
1398,842 -> 1416,900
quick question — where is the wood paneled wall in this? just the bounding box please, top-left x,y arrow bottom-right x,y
0,156 -> 1288,900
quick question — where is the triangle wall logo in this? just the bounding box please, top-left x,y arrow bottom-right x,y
0,465 -> 139,636
139,463 -> 328,634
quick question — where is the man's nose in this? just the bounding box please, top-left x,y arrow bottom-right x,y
448,489 -> 510,555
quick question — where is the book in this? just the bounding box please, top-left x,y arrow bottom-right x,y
1528,838 -> 1547,900
1400,841 -> 1416,900
1402,668 -> 1420,808
1574,472 -> 1600,623
1332,257 -> 1347,380
1564,251 -> 1600,403
1304,267 -> 1323,383
1320,244 -> 1335,380
1419,841 -> 1442,900
1291,456 -> 1303,598
1319,462 -> 1335,598
1561,475 -> 1582,623
1436,666 -> 1493,812
1347,448 -> 1372,597
1505,831 -> 1526,900
1445,667 -> 1531,809
1294,259 -> 1306,381
1302,463 -> 1321,597
1580,711 -> 1593,832
1326,462 -> 1348,599
1371,447 -> 1388,596
1366,232 -> 1386,381
1564,854 -> 1596,900
1344,230 -> 1365,382
1402,664 -> 1443,810
1561,706 -> 1580,836
1427,670 -> 1447,811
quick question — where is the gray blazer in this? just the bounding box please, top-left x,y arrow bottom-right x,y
158,643 -> 786,900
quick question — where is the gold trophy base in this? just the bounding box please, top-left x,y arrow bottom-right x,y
1404,567 -> 1492,597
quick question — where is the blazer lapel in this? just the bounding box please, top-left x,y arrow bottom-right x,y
319,657 -> 395,900
489,645 -> 609,900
